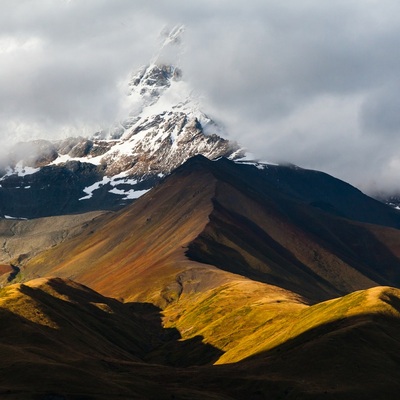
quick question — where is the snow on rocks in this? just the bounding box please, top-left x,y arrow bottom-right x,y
1,25 -> 245,211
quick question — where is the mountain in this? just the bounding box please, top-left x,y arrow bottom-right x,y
374,192 -> 400,210
2,25 -> 400,400
2,155 -> 400,398
0,26 -> 242,219
16,155 -> 400,301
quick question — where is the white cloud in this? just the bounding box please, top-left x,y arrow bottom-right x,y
0,36 -> 44,53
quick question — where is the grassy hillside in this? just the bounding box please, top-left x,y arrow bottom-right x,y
1,278 -> 400,399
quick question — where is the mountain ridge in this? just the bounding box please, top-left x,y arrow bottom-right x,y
15,155 -> 400,304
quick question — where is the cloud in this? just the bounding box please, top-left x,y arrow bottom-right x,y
0,0 -> 162,143
1,0 -> 400,193
178,0 -> 400,193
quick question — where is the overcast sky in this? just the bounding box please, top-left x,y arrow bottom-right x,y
2,0 -> 400,193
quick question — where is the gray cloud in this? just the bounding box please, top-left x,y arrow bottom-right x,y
361,83 -> 400,136
1,0 -> 400,193
0,0 -> 161,144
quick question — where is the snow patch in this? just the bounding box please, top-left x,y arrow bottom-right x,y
109,188 -> 126,196
0,163 -> 40,180
109,187 -> 149,200
50,153 -> 103,166
80,174 -> 143,201
16,164 -> 40,176
123,189 -> 149,200
4,215 -> 28,220
79,177 -> 111,201
236,160 -> 279,169
110,177 -> 138,187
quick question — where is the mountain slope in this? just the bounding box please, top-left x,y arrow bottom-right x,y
235,159 -> 400,228
0,277 -> 224,399
2,156 -> 400,398
19,155 -> 400,305
0,211 -> 105,286
2,279 -> 400,399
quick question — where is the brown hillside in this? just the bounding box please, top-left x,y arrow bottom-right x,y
22,161 -> 230,305
20,156 -> 400,306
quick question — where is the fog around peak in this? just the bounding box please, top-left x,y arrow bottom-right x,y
1,0 -> 400,194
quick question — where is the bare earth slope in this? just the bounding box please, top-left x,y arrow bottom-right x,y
0,211 -> 105,285
21,156 -> 400,303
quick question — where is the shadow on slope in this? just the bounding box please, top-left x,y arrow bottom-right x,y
0,278 -> 223,399
281,201 -> 400,285
225,313 -> 400,400
145,287 -> 400,400
187,178 -> 400,302
187,200 -> 340,302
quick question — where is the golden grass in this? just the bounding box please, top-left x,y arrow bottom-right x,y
161,281 -> 400,366
1,276 -> 400,399
162,277 -> 307,355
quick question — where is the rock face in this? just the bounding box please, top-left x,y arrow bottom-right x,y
0,26 -> 243,218
0,162 -> 110,218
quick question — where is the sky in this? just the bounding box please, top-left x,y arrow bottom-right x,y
1,0 -> 400,194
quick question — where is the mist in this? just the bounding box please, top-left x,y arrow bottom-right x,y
2,0 -> 400,194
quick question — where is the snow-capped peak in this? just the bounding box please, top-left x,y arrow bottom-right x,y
0,26 -> 244,217
127,63 -> 183,110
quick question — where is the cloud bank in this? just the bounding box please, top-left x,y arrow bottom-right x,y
1,0 -> 400,193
